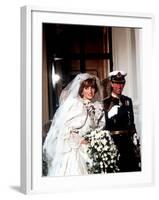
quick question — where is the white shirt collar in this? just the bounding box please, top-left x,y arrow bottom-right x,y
111,92 -> 121,99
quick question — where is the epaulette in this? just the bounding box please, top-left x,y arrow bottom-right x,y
121,95 -> 130,100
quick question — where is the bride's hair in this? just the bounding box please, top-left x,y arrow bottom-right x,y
78,78 -> 98,98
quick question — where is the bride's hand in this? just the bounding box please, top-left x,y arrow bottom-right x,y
80,139 -> 89,145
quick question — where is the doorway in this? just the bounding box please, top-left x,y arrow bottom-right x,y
42,23 -> 113,134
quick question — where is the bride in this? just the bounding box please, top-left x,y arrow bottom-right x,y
43,73 -> 105,176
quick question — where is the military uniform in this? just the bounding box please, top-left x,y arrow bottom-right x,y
103,71 -> 141,172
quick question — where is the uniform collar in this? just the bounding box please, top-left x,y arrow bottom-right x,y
111,92 -> 121,99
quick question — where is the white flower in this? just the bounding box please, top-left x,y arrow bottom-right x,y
107,161 -> 111,165
109,141 -> 113,145
104,164 -> 108,168
97,147 -> 101,151
85,129 -> 119,174
91,131 -> 96,136
101,138 -> 107,145
94,134 -> 101,139
103,146 -> 109,151
91,140 -> 95,146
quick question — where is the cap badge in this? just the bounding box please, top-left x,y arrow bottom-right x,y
117,72 -> 122,78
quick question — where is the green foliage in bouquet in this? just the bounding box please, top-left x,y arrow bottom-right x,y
84,130 -> 120,174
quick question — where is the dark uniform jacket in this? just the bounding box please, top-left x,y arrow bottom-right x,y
103,95 -> 136,134
103,94 -> 140,172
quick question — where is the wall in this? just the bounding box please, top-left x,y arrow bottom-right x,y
112,27 -> 141,134
0,0 -> 158,199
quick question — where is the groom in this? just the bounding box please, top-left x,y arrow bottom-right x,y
103,70 -> 141,172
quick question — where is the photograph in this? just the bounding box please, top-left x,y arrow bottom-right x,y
42,23 -> 142,177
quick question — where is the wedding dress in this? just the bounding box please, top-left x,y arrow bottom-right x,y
43,73 -> 105,176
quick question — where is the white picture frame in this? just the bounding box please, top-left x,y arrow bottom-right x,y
21,5 -> 154,194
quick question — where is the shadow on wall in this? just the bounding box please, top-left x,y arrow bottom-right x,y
102,77 -> 112,99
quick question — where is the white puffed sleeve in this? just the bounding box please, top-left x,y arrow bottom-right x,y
43,97 -> 88,160
64,98 -> 88,130
63,98 -> 88,148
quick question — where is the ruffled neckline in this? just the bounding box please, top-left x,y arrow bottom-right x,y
82,98 -> 91,104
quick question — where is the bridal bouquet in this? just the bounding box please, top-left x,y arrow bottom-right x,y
84,130 -> 120,174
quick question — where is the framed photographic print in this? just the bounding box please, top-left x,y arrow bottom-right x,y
21,6 -> 154,194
